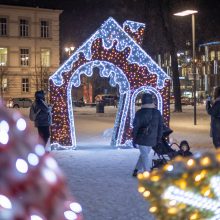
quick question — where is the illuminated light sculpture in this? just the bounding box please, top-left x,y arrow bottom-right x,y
138,151 -> 220,220
0,104 -> 83,220
50,17 -> 170,149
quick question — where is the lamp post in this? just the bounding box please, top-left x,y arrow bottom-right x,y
65,46 -> 75,56
174,10 -> 198,125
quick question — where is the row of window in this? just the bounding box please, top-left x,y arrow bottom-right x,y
2,77 -> 48,93
1,78 -> 29,93
0,17 -> 50,38
0,47 -> 50,67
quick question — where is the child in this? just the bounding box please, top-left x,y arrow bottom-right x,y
177,140 -> 192,157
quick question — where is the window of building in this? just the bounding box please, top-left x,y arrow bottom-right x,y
201,55 -> 205,62
22,78 -> 29,92
0,17 -> 7,36
0,48 -> 7,66
20,19 -> 29,37
217,51 -> 220,60
20,48 -> 29,66
41,48 -> 50,67
210,51 -> 215,61
40,20 -> 49,38
2,78 -> 7,92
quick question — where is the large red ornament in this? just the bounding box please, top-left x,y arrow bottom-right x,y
0,103 -> 83,220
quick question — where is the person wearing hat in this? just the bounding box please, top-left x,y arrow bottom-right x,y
30,90 -> 52,147
206,86 -> 220,148
132,93 -> 163,176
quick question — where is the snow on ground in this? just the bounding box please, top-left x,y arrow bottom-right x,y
16,104 -> 214,220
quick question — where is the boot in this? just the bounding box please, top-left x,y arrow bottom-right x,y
132,169 -> 138,177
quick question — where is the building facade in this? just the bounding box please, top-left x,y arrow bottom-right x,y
198,41 -> 220,95
0,4 -> 62,102
156,41 -> 220,99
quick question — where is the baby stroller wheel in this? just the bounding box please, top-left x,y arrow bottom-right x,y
151,158 -> 167,171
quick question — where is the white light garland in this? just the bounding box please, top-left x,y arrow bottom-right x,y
49,17 -> 170,149
162,176 -> 220,219
123,20 -> 146,33
50,17 -> 169,89
66,60 -> 130,148
130,86 -> 163,127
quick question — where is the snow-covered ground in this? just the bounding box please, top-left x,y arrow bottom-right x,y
17,104 -> 214,220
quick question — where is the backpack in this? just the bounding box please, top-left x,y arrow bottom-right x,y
29,103 -> 41,121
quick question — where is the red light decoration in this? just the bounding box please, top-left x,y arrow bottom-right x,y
0,104 -> 83,220
49,18 -> 170,149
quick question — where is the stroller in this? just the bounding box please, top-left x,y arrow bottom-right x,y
150,126 -> 192,170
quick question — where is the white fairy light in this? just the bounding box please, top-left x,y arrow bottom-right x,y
30,215 -> 44,220
0,130 -> 9,145
51,17 -> 169,88
0,195 -> 12,209
70,202 -> 82,214
123,20 -> 146,32
27,153 -> 39,166
42,168 -> 57,184
16,118 -> 26,131
50,17 -> 169,149
45,157 -> 58,170
34,144 -> 45,156
162,175 -> 220,219
64,210 -> 77,220
16,158 -> 28,173
167,165 -> 174,172
0,120 -> 9,132
0,120 -> 9,145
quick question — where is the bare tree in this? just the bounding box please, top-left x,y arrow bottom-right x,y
35,65 -> 50,101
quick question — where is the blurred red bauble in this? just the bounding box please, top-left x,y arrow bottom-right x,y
0,103 -> 83,220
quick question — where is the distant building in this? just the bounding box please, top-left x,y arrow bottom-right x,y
0,4 -> 62,102
155,40 -> 220,98
199,41 -> 220,94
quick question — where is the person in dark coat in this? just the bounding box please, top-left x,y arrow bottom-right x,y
132,93 -> 163,176
177,140 -> 193,157
32,90 -> 52,147
206,86 -> 220,149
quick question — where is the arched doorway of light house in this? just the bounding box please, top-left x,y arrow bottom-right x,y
68,61 -> 130,149
130,86 -> 163,127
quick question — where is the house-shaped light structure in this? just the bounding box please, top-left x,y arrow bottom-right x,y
49,17 -> 170,150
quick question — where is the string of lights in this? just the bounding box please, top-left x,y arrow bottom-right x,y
49,17 -> 170,149
138,151 -> 220,220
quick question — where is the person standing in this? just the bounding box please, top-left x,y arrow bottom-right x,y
30,90 -> 52,147
206,86 -> 220,149
132,93 -> 163,176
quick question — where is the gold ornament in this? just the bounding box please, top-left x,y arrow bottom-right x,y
138,150 -> 220,220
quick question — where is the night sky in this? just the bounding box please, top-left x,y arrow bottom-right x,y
1,0 -> 220,61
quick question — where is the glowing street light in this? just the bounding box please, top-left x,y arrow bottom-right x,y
174,9 -> 198,125
65,46 -> 75,56
174,10 -> 198,17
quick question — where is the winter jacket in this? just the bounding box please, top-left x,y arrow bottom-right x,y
132,105 -> 163,147
206,98 -> 220,148
33,99 -> 52,127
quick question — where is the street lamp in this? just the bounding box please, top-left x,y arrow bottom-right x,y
65,46 -> 75,56
174,9 -> 198,125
